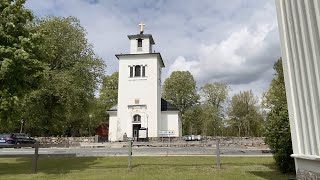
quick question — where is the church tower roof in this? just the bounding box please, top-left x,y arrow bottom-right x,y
128,34 -> 155,44
115,22 -> 165,67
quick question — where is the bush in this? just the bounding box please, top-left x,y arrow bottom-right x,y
264,105 -> 295,173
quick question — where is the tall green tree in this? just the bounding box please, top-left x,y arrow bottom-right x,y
163,71 -> 199,114
200,82 -> 228,109
228,90 -> 264,137
99,72 -> 119,110
184,105 -> 203,135
184,104 -> 223,136
0,0 -> 44,132
199,82 -> 228,136
22,17 -> 105,136
95,72 -> 119,123
264,58 -> 294,173
162,71 -> 199,134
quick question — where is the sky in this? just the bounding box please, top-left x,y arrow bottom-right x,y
25,0 -> 281,98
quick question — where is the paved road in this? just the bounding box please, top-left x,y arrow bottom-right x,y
0,147 -> 271,157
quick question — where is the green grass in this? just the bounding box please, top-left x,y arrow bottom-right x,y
0,156 -> 295,180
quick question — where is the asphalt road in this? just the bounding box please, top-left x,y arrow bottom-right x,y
0,147 -> 271,157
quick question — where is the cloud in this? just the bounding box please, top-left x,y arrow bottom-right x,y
167,1 -> 280,96
25,0 -> 281,97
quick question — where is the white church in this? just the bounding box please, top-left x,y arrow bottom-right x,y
107,24 -> 182,141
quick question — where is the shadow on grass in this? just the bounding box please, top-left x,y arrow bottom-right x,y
248,163 -> 296,180
131,163 -> 214,169
0,157 -> 98,175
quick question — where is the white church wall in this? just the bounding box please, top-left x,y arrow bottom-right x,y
129,38 -> 151,54
129,40 -> 136,54
142,38 -> 151,53
276,0 -> 320,177
108,112 -> 118,141
161,111 -> 181,137
117,54 -> 161,138
157,59 -> 162,137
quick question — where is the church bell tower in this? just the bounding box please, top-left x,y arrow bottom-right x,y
115,23 -> 165,140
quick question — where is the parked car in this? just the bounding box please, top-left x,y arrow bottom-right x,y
184,135 -> 202,141
0,133 -> 17,145
13,133 -> 36,144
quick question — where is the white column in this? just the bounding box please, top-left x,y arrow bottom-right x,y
276,0 -> 320,176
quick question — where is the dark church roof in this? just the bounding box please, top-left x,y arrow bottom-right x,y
115,53 -> 165,67
107,98 -> 179,112
161,98 -> 179,111
128,34 -> 155,44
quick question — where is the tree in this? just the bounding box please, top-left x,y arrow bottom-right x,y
228,90 -> 264,137
99,72 -> 119,110
264,58 -> 295,173
184,105 -> 204,135
200,82 -> 228,136
0,0 -> 44,132
22,17 -> 105,136
162,71 -> 199,114
162,71 -> 199,134
200,82 -> 228,109
95,72 -> 119,123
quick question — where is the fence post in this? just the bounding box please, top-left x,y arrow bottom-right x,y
128,139 -> 132,171
216,139 -> 221,169
32,141 -> 39,173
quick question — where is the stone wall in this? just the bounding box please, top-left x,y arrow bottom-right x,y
35,136 -> 95,146
149,136 -> 267,148
297,169 -> 320,180
35,136 -> 267,148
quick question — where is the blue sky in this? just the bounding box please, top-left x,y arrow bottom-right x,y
25,0 -> 281,97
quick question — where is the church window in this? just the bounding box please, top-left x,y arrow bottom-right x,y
142,66 -> 146,77
134,99 -> 140,104
137,39 -> 142,47
133,114 -> 141,122
130,66 -> 133,77
135,65 -> 141,77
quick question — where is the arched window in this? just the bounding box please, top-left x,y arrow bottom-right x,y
133,114 -> 141,122
135,65 -> 141,77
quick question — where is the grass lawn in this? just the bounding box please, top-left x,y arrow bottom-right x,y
0,156 -> 295,180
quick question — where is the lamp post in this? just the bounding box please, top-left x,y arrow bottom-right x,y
20,118 -> 25,133
89,114 -> 92,136
146,114 -> 149,139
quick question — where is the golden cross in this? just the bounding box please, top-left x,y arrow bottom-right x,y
138,22 -> 145,34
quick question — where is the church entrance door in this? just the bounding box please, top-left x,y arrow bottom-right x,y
132,124 -> 141,141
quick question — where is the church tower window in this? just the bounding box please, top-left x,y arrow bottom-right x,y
142,66 -> 146,77
137,39 -> 142,47
130,66 -> 133,77
135,65 -> 141,77
133,114 -> 141,122
137,38 -> 142,52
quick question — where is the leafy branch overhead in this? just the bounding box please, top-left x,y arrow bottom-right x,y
0,0 -> 106,136
0,0 -> 44,128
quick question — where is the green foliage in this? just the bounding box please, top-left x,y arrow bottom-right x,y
198,82 -> 228,136
200,82 -> 228,109
22,17 -> 105,136
162,71 -> 199,134
264,58 -> 295,173
184,103 -> 224,136
184,105 -> 205,135
163,71 -> 199,115
99,72 -> 119,110
0,0 -> 44,132
228,90 -> 264,137
95,72 -> 119,122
